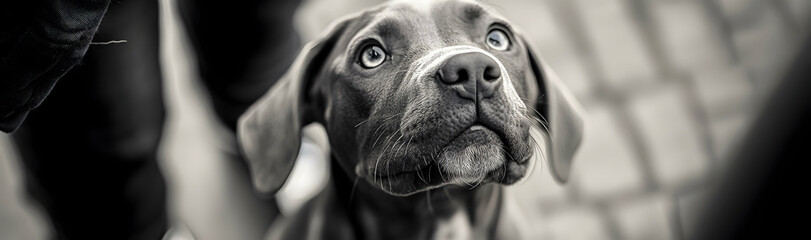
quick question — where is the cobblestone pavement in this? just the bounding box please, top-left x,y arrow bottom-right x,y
1,0 -> 809,239
297,0 -> 810,239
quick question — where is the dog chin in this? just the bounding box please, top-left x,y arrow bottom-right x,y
372,125 -> 528,196
437,125 -> 505,181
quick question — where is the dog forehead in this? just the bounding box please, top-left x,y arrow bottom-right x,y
387,0 -> 478,14
347,0 -> 497,49
384,0 -> 491,21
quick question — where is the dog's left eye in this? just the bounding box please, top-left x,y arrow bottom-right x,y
486,29 -> 510,51
360,45 -> 386,68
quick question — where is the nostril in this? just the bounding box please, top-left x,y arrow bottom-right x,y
483,66 -> 501,81
437,53 -> 500,85
437,67 -> 471,84
436,71 -> 446,83
456,69 -> 469,83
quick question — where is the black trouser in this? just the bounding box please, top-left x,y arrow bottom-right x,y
12,0 -> 167,239
10,0 -> 300,239
176,0 -> 302,130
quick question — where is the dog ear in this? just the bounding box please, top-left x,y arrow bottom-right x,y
237,17 -> 353,197
523,38 -> 586,183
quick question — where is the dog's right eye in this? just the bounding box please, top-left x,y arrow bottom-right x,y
360,45 -> 387,68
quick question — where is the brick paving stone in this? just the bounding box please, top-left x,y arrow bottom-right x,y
787,0 -> 811,31
0,135 -> 48,240
709,113 -> 751,165
490,0 -> 557,46
716,0 -> 760,23
544,207 -> 611,240
652,0 -> 729,71
629,86 -> 709,189
677,189 -> 710,240
510,164 -> 569,210
509,128 -> 569,212
577,0 -> 657,86
732,7 -> 794,86
1,0 -> 806,239
295,0 -> 384,42
570,104 -> 645,199
692,66 -> 753,118
613,194 -> 674,240
276,139 -> 329,215
544,54 -> 594,99
487,1 -> 595,98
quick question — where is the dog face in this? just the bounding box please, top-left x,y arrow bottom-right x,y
238,0 -> 584,196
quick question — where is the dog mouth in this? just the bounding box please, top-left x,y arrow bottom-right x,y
437,124 -> 505,177
367,124 -> 530,196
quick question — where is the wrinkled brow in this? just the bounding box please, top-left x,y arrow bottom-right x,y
460,2 -> 485,20
372,18 -> 407,38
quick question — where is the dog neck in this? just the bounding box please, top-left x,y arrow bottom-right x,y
330,158 -> 504,240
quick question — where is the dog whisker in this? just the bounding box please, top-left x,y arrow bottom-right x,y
383,134 -> 401,191
374,159 -> 381,187
370,115 -> 401,148
420,154 -> 433,184
427,161 -> 433,182
416,165 -> 427,184
499,145 -> 516,162
404,136 -> 414,156
387,159 -> 393,192
464,178 -> 481,189
355,117 -> 374,128
496,147 -> 512,183
355,113 -> 403,128
384,132 -> 405,175
469,175 -> 485,189
374,136 -> 395,185
392,134 -> 408,159
373,127 -> 403,185
349,176 -> 360,204
523,102 -> 552,134
534,116 -> 551,134
370,124 -> 390,149
382,129 -> 402,151
433,153 -> 448,182
528,128 -> 546,178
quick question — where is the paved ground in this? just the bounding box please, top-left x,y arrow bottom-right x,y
1,0 -> 809,239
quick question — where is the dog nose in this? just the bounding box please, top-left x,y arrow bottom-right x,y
436,52 -> 502,100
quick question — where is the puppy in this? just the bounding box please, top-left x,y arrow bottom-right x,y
238,0 -> 584,239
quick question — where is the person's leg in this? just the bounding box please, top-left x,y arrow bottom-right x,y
177,0 -> 302,130
12,0 -> 166,239
174,0 -> 302,237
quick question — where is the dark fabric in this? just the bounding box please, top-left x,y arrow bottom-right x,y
175,0 -> 303,234
693,38 -> 811,240
10,0 -> 167,239
3,0 -> 302,238
0,0 -> 111,133
177,0 -> 302,130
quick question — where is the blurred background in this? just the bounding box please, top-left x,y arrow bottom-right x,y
1,0 -> 809,239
